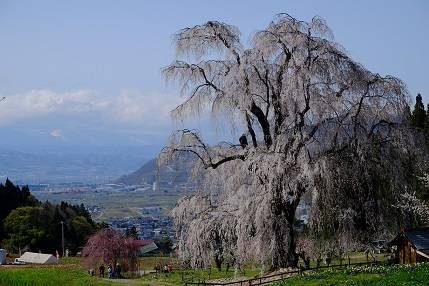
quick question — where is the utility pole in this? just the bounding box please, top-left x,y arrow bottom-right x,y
60,221 -> 65,257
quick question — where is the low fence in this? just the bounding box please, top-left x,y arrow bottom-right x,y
184,260 -> 381,286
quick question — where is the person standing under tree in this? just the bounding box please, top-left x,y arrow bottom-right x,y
107,264 -> 113,279
99,264 -> 105,278
115,262 -> 121,278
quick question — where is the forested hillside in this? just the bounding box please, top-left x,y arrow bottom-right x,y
0,179 -> 100,254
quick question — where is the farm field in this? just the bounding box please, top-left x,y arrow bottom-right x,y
34,187 -> 188,221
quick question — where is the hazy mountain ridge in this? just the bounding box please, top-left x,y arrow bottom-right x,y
0,145 -> 160,184
115,155 -> 196,187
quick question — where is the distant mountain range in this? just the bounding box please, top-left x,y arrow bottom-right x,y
0,145 -> 161,184
0,143 -> 200,187
115,154 -> 196,187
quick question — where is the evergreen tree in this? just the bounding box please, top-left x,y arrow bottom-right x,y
411,93 -> 426,128
125,226 -> 139,239
155,237 -> 173,255
425,103 -> 429,134
98,222 -> 109,229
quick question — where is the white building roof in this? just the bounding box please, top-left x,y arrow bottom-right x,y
18,252 -> 58,264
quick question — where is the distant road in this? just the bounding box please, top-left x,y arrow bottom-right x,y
95,211 -> 104,220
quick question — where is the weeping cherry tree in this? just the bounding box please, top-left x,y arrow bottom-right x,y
161,14 -> 410,269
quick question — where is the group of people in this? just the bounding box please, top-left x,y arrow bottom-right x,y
154,262 -> 173,273
89,262 -> 122,279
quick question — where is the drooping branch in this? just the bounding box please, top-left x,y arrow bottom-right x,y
160,129 -> 246,171
174,20 -> 242,61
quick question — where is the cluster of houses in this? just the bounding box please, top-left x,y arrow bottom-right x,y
108,213 -> 174,241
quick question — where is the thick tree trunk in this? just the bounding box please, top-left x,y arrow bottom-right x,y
214,255 -> 222,271
270,187 -> 299,270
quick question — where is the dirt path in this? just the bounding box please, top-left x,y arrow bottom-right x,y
102,278 -> 141,284
102,278 -> 178,286
206,269 -> 298,285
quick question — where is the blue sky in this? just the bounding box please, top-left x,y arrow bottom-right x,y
0,0 -> 428,149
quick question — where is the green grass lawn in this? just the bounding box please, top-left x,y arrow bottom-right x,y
271,263 -> 429,286
0,256 -> 261,286
1,256 -> 428,286
300,252 -> 389,269
137,266 -> 262,285
0,265 -> 113,286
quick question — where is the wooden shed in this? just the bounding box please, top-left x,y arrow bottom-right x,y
390,227 -> 429,264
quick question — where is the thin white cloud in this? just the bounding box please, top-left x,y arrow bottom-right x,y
0,89 -> 180,128
50,129 -> 63,138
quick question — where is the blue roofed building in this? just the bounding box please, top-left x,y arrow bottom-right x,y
390,227 -> 429,264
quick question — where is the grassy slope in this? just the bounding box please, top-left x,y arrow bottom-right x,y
0,266 -> 113,286
0,257 -> 261,286
1,257 -> 428,286
271,263 -> 429,286
137,267 -> 262,286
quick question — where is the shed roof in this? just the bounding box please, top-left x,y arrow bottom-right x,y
135,240 -> 154,247
140,242 -> 158,254
404,228 -> 429,251
391,227 -> 429,251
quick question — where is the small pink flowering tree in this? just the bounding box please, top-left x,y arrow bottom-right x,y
82,228 -> 140,274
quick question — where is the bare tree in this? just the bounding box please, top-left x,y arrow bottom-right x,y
162,14 -> 410,269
